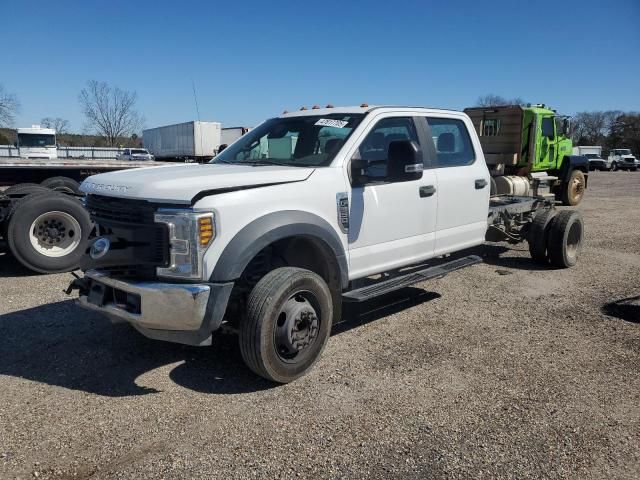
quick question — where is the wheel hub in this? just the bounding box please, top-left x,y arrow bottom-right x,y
275,294 -> 319,358
38,219 -> 67,244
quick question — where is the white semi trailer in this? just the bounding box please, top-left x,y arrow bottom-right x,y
143,121 -> 222,162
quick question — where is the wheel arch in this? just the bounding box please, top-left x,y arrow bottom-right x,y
210,210 -> 348,290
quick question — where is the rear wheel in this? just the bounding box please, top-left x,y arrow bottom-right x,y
527,209 -> 557,264
547,210 -> 584,268
239,267 -> 333,383
6,192 -> 91,273
560,170 -> 586,206
41,176 -> 81,194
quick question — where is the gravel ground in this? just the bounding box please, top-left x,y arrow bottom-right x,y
0,172 -> 639,479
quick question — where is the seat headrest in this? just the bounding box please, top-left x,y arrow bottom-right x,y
324,138 -> 344,155
437,132 -> 455,152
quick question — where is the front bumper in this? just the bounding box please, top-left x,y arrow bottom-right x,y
74,270 -> 233,346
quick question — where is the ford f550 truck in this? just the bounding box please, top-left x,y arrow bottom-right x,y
68,105 -> 584,383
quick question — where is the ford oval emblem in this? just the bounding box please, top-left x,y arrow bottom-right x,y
90,237 -> 110,259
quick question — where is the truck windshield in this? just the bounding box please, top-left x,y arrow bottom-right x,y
615,149 -> 631,155
18,134 -> 56,147
584,154 -> 600,159
212,114 -> 364,167
131,149 -> 148,154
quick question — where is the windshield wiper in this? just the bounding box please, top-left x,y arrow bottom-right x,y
240,160 -> 295,167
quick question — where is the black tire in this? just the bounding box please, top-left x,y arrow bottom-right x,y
4,183 -> 50,197
547,210 -> 584,268
560,170 -> 586,206
611,162 -> 618,171
41,176 -> 82,194
239,267 -> 333,383
527,208 -> 557,264
6,192 -> 91,273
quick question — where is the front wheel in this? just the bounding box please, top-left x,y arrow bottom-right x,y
560,170 -> 586,206
239,267 -> 333,383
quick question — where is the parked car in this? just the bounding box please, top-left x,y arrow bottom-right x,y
116,148 -> 154,161
608,149 -> 638,171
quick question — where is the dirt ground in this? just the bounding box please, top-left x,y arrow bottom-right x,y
0,172 -> 638,479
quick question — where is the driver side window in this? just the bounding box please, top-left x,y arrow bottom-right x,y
355,117 -> 418,179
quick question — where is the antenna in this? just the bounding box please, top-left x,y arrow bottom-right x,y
191,79 -> 205,158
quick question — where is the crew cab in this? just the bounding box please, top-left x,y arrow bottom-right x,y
68,105 -> 584,383
115,148 -> 154,161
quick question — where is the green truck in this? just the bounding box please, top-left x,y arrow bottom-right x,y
464,104 -> 588,205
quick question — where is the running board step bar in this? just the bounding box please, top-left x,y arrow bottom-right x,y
342,255 -> 482,303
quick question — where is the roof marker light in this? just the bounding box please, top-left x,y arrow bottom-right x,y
300,106 -> 307,111
326,104 -> 334,108
312,105 -> 320,109
360,103 -> 369,108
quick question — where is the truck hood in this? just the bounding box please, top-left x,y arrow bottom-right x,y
80,163 -> 315,204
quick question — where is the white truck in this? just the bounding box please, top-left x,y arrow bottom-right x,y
68,105 -> 584,383
608,149 -> 638,171
143,121 -> 222,162
573,146 -> 607,171
16,125 -> 57,159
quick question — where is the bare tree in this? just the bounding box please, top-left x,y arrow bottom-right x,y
476,94 -> 526,107
41,117 -> 70,134
79,80 -> 144,146
571,110 -> 622,144
0,84 -> 20,127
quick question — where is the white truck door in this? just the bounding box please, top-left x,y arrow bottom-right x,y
424,115 -> 490,255
347,116 -> 437,279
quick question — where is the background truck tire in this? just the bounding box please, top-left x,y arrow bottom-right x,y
41,176 -> 82,194
547,210 -> 584,268
239,267 -> 333,383
528,209 -> 557,264
560,170 -> 586,206
6,192 -> 91,273
4,183 -> 50,197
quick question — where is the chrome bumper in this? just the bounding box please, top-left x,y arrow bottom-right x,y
77,270 -> 211,331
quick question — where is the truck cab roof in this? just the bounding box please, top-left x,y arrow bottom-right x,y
279,105 -> 463,118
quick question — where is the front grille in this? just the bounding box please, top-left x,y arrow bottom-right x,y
86,194 -> 156,225
84,194 -> 169,278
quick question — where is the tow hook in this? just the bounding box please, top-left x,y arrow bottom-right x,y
65,273 -> 90,296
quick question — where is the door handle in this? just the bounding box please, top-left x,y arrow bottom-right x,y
475,179 -> 488,189
419,185 -> 436,198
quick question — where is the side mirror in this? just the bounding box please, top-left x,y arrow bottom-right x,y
387,140 -> 423,182
350,158 -> 368,185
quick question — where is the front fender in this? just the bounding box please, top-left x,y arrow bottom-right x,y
209,210 -> 348,288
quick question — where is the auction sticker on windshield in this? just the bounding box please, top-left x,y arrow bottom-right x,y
315,119 -> 349,128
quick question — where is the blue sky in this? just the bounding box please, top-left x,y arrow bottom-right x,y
2,0 -> 639,133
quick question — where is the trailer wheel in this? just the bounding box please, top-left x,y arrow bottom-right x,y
6,192 -> 91,273
41,176 -> 82,195
239,267 -> 333,383
547,210 -> 584,268
560,170 -> 586,206
528,209 -> 557,264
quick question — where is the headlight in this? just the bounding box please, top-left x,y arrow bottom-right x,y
154,209 -> 216,280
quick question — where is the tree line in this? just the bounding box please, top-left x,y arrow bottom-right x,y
2,86 -> 639,155
0,81 -> 144,147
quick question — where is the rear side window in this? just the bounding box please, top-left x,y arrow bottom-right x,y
426,117 -> 475,167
